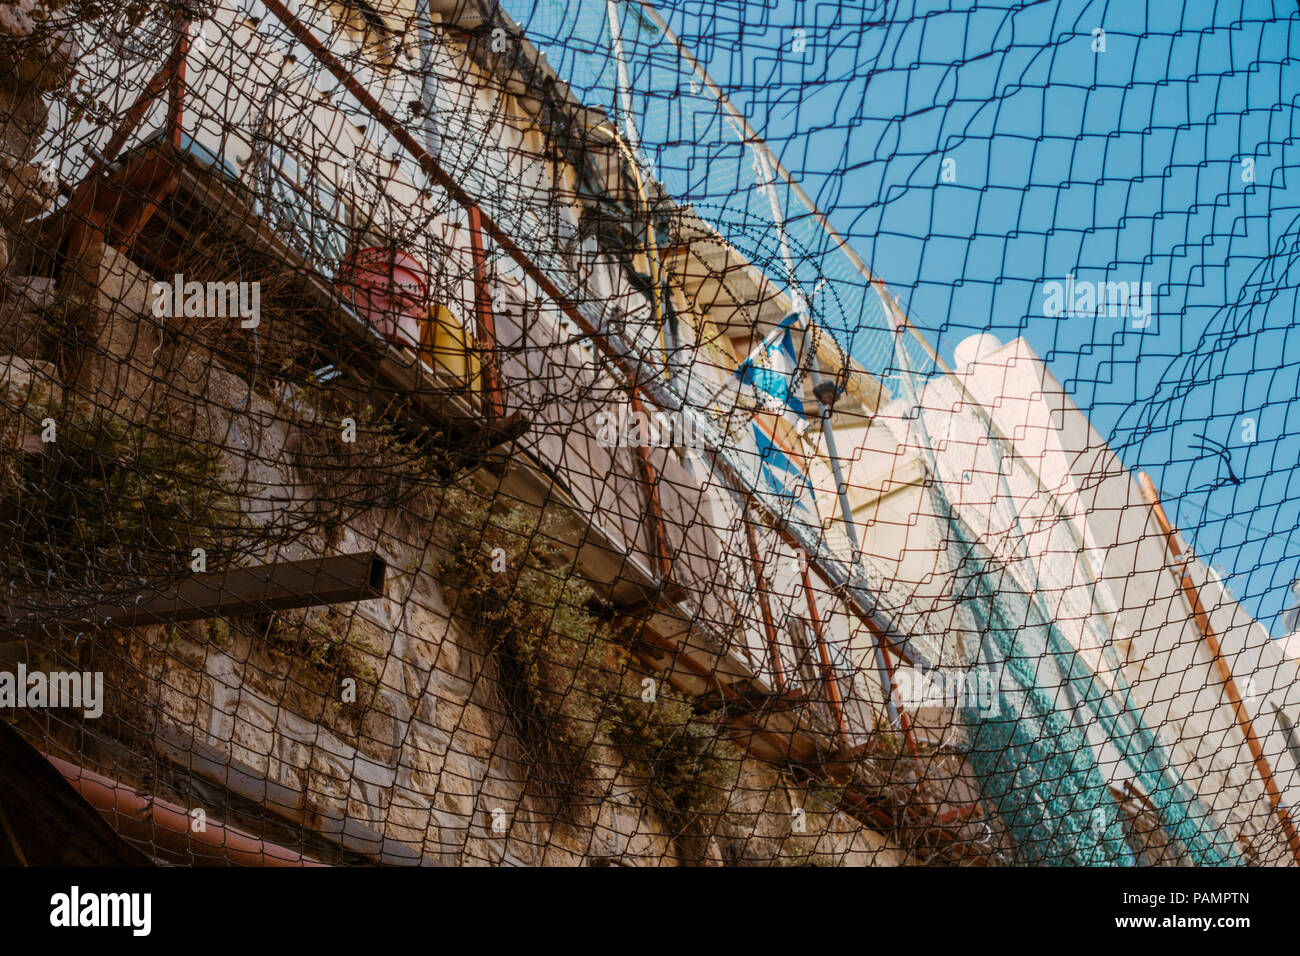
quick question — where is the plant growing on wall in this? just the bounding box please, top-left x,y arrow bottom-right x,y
287,376 -> 449,542
433,484 -> 743,855
601,684 -> 740,841
262,606 -> 381,716
0,394 -> 241,598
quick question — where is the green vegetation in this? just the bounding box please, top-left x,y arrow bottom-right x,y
602,688 -> 740,837
434,485 -> 742,843
264,606 -> 381,690
287,376 -> 448,539
0,394 -> 240,593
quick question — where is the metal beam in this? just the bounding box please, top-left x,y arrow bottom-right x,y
742,497 -> 786,693
2,552 -> 386,636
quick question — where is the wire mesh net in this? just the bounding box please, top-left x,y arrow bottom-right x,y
0,0 -> 1298,867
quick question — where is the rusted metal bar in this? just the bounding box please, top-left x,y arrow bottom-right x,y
106,148 -> 182,248
3,552 -> 386,636
742,499 -> 786,693
1139,472 -> 1300,865
877,641 -> 918,756
467,205 -> 505,419
166,14 -> 190,147
627,391 -> 674,584
264,0 -> 686,596
799,562 -> 848,745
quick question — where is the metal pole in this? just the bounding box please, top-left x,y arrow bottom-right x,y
604,2 -> 668,360
743,495 -> 788,693
415,0 -> 442,158
1140,473 -> 1300,865
605,1 -> 642,155
813,381 -> 905,739
750,142 -> 910,746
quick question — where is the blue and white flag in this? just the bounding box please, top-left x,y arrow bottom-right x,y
733,312 -> 808,426
750,422 -> 819,526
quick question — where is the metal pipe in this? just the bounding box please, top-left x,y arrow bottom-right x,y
812,383 -> 906,743
45,754 -> 328,867
742,497 -> 786,693
627,391 -> 674,583
415,0 -> 443,159
752,135 -> 912,745
467,206 -> 505,418
799,562 -> 848,744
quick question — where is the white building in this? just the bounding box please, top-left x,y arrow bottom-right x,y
838,333 -> 1300,864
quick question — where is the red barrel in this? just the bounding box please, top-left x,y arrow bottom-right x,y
335,247 -> 429,349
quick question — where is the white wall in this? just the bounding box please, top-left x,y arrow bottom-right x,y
905,336 -> 1296,861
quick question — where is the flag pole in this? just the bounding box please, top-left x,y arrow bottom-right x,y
750,148 -> 908,744
809,371 -> 906,741
415,0 -> 441,158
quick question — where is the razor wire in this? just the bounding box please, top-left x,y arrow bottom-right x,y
0,0 -> 1296,867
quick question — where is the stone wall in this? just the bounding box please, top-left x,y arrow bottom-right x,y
0,0 -> 72,273
8,240 -> 903,866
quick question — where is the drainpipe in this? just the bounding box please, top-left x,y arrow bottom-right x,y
46,753 -> 328,867
467,205 -> 505,418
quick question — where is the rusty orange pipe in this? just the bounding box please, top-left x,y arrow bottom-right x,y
799,562 -> 848,744
45,754 -> 327,867
467,206 -> 506,419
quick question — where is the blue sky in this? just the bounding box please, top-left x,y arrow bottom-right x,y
506,0 -> 1300,634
